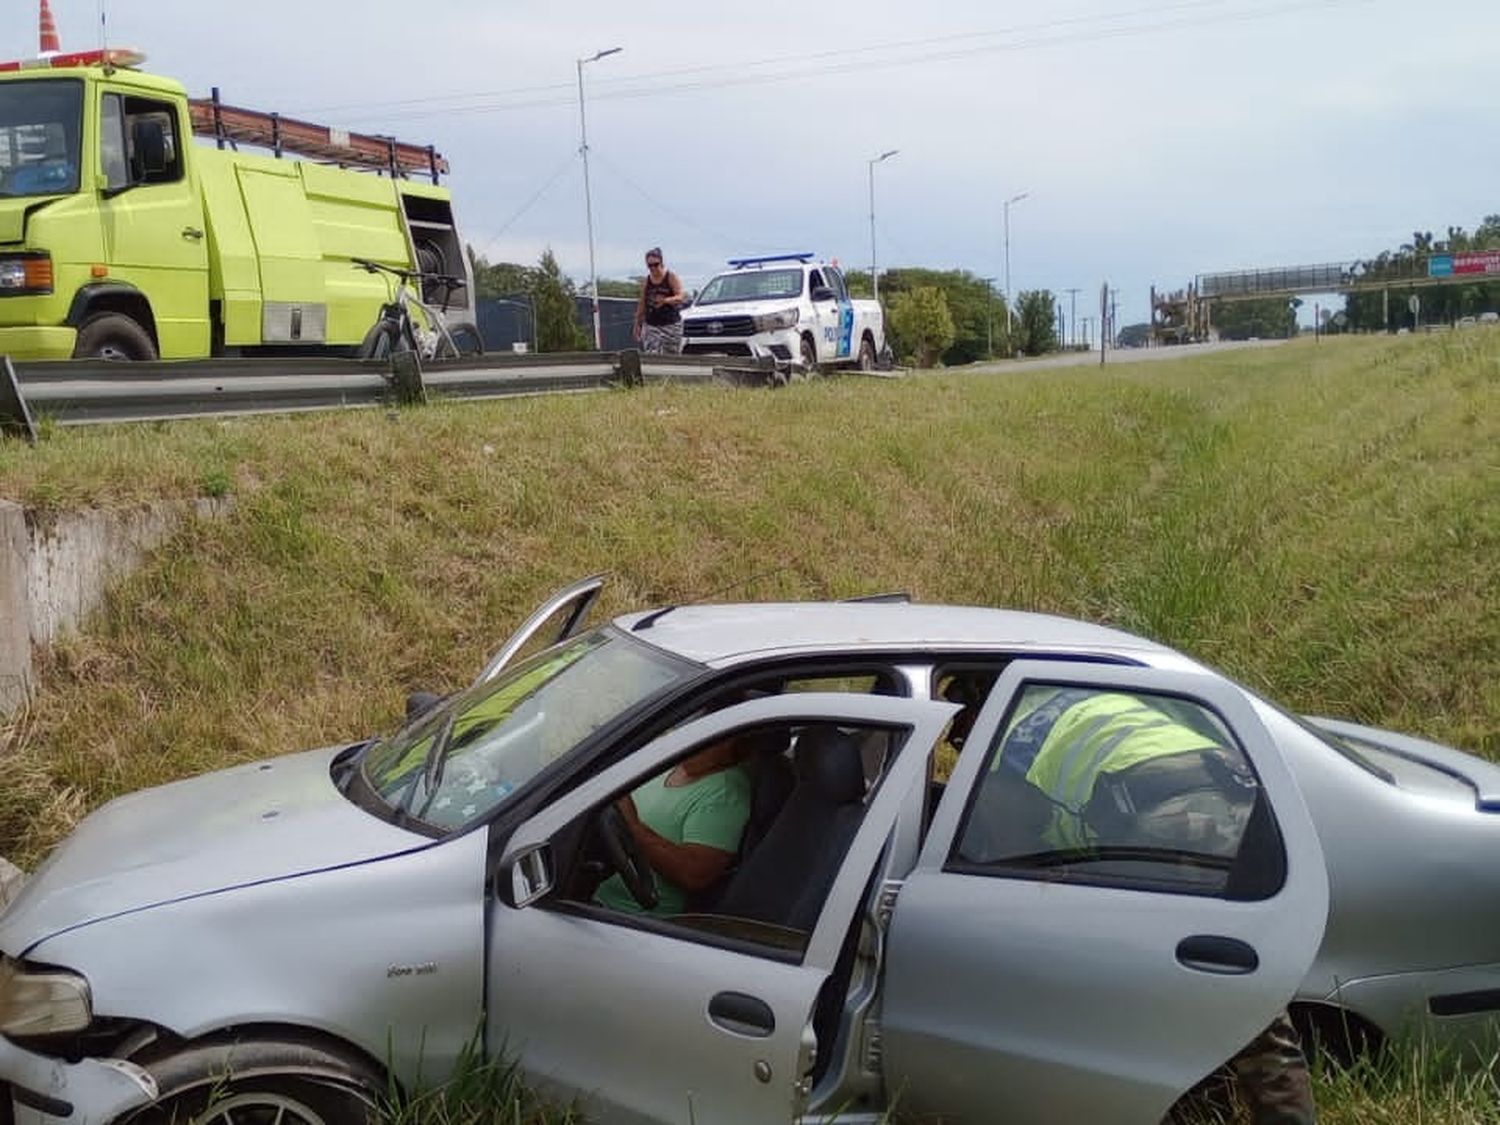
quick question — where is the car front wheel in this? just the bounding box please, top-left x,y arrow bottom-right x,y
136,1075 -> 379,1125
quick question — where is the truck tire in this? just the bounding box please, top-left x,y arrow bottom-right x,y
857,334 -> 877,372
799,334 -> 818,377
73,312 -> 157,361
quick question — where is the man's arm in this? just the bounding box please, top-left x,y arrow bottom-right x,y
617,796 -> 736,892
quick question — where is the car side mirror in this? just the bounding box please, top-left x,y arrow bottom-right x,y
811,286 -> 834,302
505,844 -> 555,908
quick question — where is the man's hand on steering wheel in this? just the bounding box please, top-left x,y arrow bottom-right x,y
597,798 -> 659,910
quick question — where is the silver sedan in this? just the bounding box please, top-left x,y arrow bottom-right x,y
0,576 -> 1495,1125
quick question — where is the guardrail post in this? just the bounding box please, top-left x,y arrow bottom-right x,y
0,357 -> 37,444
388,350 -> 427,406
618,348 -> 643,388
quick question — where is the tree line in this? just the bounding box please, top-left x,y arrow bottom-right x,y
468,247 -> 1068,362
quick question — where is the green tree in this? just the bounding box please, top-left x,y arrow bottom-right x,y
870,268 -> 1002,363
466,247 -> 534,300
887,286 -> 956,367
1212,297 -> 1297,340
596,278 -> 642,299
532,249 -> 589,352
1013,290 -> 1059,356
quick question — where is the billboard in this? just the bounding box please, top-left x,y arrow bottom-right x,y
1429,251 -> 1500,279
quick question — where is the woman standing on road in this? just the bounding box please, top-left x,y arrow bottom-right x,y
634,247 -> 687,354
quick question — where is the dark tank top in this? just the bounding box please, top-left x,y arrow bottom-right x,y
644,272 -> 680,326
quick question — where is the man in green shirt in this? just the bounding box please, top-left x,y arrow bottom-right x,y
594,732 -> 753,916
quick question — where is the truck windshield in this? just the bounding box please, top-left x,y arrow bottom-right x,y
0,79 -> 82,198
696,268 -> 804,304
360,627 -> 696,832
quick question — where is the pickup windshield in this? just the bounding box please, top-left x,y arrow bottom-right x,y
696,268 -> 804,305
0,79 -> 82,198
360,628 -> 696,831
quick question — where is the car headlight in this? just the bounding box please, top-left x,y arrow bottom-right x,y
0,957 -> 92,1036
0,253 -> 54,296
754,308 -> 799,332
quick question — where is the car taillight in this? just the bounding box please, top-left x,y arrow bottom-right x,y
0,254 -> 54,296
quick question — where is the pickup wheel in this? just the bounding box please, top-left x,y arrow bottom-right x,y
73,312 -> 157,361
857,334 -> 877,372
799,334 -> 818,377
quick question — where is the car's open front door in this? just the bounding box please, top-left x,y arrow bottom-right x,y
485,693 -> 955,1125
475,573 -> 605,685
881,660 -> 1330,1125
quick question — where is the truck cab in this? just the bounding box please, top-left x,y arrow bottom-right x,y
682,253 -> 885,373
0,49 -> 470,362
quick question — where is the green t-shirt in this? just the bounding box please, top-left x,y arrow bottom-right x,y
595,764 -> 751,916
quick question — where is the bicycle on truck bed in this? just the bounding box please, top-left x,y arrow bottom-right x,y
352,258 -> 484,361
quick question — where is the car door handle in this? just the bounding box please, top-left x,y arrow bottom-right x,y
182,227 -> 204,240
1176,935 -> 1260,975
708,991 -> 776,1038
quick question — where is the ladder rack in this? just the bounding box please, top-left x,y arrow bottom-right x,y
187,89 -> 447,182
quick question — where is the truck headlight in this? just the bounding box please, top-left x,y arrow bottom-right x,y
754,308 -> 799,332
0,957 -> 92,1036
0,253 -> 54,296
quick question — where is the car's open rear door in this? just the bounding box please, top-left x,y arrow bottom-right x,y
881,660 -> 1330,1124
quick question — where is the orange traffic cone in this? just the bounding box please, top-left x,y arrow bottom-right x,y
39,0 -> 61,54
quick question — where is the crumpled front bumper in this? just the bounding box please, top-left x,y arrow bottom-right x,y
0,1037 -> 158,1125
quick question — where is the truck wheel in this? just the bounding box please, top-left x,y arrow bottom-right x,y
857,335 -> 877,372
799,334 -> 818,377
73,312 -> 157,361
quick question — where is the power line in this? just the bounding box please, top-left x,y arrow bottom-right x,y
308,0 -> 1369,125
469,151 -> 579,259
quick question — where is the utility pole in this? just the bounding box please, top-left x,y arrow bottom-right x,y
576,46 -> 622,350
1064,287 -> 1080,348
868,150 -> 898,302
1002,191 -> 1029,343
1100,282 -> 1109,366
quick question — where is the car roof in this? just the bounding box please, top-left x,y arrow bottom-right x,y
612,601 -> 1175,667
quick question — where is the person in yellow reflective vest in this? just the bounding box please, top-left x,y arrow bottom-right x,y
1000,688 -> 1317,1125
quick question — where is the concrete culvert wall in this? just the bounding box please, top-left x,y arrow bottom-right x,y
0,497 -> 232,717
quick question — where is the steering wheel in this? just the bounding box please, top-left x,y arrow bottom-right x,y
597,805 -> 659,911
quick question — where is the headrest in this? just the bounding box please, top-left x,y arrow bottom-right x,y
794,726 -> 867,805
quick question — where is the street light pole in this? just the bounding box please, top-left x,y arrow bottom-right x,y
1002,190 -> 1029,341
868,149 -> 898,301
576,46 -> 622,351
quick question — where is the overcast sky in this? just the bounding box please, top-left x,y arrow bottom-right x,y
13,0 -> 1498,327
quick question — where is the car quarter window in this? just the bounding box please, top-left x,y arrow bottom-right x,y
949,684 -> 1281,899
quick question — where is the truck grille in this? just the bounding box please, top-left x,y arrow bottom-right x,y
683,342 -> 753,356
684,315 -> 756,338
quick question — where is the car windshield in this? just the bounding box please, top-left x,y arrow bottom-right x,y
695,268 -> 804,305
360,627 -> 695,831
0,79 -> 82,199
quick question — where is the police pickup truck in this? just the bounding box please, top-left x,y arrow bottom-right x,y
681,253 -> 885,372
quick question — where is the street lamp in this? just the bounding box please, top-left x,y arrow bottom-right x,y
868,149 -> 898,301
576,46 -> 622,350
1002,190 -> 1029,339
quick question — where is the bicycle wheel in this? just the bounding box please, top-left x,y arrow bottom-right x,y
437,321 -> 484,359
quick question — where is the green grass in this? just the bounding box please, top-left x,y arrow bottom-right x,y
2,332 -> 1498,1121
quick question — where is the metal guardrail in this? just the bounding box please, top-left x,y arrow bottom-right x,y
0,350 -> 782,443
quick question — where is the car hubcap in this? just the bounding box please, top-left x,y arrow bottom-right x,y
193,1091 -> 330,1125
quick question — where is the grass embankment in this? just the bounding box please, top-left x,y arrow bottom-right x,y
0,331 -> 1497,1121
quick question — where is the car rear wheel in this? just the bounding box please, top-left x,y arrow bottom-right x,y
857,334 -> 876,372
73,312 -> 158,361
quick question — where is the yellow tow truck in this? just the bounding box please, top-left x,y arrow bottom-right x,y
0,47 -> 474,361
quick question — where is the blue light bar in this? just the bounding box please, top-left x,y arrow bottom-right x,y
727,252 -> 816,268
